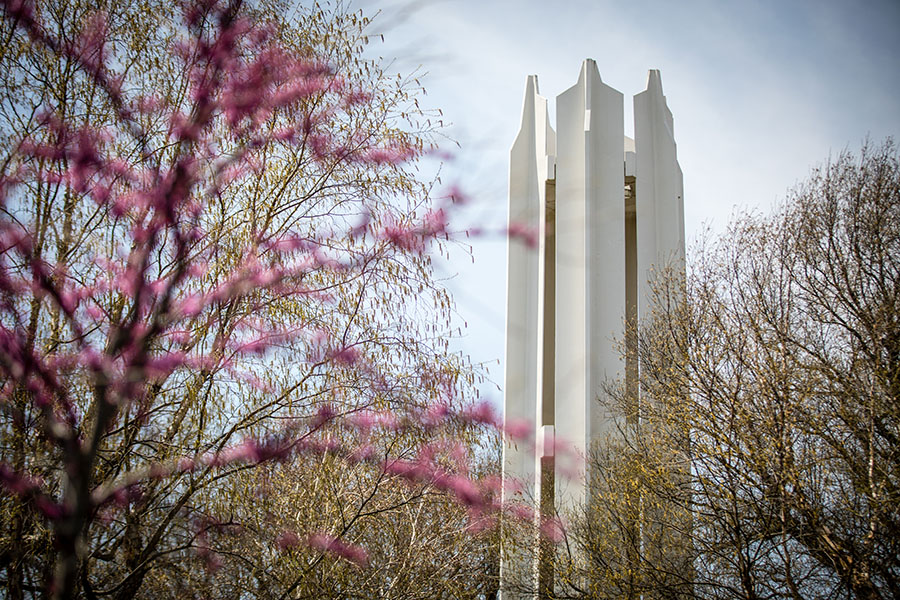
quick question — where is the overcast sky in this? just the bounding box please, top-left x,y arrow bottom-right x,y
358,0 -> 900,403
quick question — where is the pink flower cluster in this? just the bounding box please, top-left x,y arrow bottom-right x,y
307,532 -> 370,567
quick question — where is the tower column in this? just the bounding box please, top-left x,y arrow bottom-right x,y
554,59 -> 625,512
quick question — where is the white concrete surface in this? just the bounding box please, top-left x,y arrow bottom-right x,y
635,69 -> 685,318
554,59 -> 624,512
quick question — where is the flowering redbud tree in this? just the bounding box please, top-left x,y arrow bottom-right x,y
0,0 -> 535,597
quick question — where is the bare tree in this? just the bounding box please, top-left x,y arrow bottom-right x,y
563,140 -> 900,600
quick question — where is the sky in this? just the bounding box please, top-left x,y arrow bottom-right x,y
357,0 -> 900,403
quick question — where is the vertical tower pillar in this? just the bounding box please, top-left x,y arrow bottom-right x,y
501,75 -> 555,599
634,69 -> 685,311
554,59 -> 625,512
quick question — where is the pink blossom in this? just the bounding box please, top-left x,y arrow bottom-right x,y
77,347 -> 107,372
34,496 -> 65,520
330,345 -> 359,366
176,293 -> 204,318
307,533 -> 369,566
307,133 -> 332,162
106,158 -> 132,177
90,184 -> 110,204
540,517 -> 566,542
148,278 -> 167,295
503,478 -> 530,499
112,269 -> 138,297
85,303 -> 104,320
212,438 -> 261,465
195,545 -> 222,572
276,530 -> 300,550
466,513 -> 498,534
72,12 -> 108,73
133,94 -> 164,114
272,76 -> 330,107
342,89 -> 373,107
509,503 -> 535,522
462,401 -> 499,427
110,484 -> 143,507
448,442 -> 469,473
0,464 -> 44,496
384,458 -> 427,480
145,352 -> 187,377
167,330 -> 192,345
443,184 -> 467,204
0,225 -> 28,252
363,145 -> 415,165
236,338 -> 268,356
1,0 -> 35,23
186,355 -> 223,371
57,290 -> 78,314
349,212 -> 370,239
442,474 -> 483,507
0,465 -> 67,520
273,126 -> 296,142
315,403 -> 336,423
20,139 -> 62,161
382,223 -> 423,252
422,208 -> 448,236
186,260 -> 208,278
267,235 -> 308,252
507,222 -> 540,248
503,417 -> 533,441
0,1 -> 500,591
373,411 -> 399,430
350,410 -> 376,431
420,402 -> 450,428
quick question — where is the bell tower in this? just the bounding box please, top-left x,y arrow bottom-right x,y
500,60 -> 685,598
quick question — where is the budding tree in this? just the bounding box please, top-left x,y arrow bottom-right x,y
0,0 -> 512,598
571,140 -> 900,600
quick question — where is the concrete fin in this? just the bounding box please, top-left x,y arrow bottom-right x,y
512,75 -> 555,184
501,73 -> 557,599
519,75 -> 539,131
504,73 -> 559,510
554,58 -> 625,515
634,68 -> 685,331
642,69 -> 674,137
646,68 -> 663,96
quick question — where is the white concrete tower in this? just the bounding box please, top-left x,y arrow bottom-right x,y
500,62 -> 685,598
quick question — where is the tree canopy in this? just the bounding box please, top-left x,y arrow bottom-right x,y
0,0 -> 509,597
557,140 -> 900,600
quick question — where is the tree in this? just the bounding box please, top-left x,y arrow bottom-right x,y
0,0 -> 507,597
575,140 -> 900,599
204,428 -> 503,599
